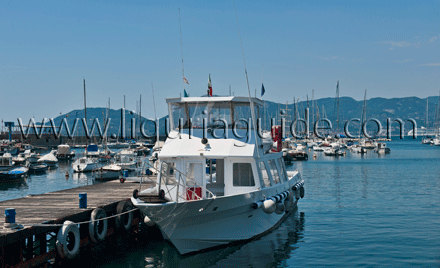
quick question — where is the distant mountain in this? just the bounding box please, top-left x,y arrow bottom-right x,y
262,95 -> 436,133
48,107 -> 167,138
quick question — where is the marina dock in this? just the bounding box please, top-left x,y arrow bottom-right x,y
0,180 -> 153,267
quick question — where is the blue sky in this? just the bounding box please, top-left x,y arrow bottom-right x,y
1,0 -> 439,121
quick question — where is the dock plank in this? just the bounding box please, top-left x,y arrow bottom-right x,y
0,180 -> 151,233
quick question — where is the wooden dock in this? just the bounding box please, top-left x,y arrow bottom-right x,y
0,180 -> 154,267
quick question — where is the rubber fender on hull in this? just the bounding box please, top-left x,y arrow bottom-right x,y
262,199 -> 276,214
300,186 -> 305,198
284,194 -> 294,212
89,208 -> 108,243
275,202 -> 285,215
115,200 -> 133,232
56,221 -> 80,259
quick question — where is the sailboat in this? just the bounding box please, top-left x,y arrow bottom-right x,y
72,79 -> 98,173
131,96 -> 305,255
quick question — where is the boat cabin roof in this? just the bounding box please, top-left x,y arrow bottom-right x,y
159,134 -> 255,158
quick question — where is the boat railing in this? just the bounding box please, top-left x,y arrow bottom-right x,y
140,159 -> 216,202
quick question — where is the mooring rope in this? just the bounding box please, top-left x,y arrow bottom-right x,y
15,207 -> 139,228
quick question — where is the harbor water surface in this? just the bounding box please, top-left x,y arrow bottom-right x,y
1,138 -> 439,267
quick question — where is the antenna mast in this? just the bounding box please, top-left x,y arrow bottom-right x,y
179,8 -> 187,92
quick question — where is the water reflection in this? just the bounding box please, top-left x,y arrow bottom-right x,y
0,179 -> 28,192
83,211 -> 306,268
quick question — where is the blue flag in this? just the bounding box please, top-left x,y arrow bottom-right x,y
184,89 -> 189,97
261,83 -> 265,97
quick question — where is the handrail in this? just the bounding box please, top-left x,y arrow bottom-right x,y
140,158 -> 216,201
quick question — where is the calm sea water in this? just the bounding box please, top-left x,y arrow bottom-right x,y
1,138 -> 440,267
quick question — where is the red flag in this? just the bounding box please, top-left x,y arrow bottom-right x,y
208,74 -> 212,97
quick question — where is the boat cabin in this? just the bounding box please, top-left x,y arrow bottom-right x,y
0,153 -> 13,168
154,96 -> 287,202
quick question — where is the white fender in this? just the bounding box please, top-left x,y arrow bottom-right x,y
56,220 -> 80,259
88,208 -> 108,243
144,215 -> 156,227
262,199 -> 276,214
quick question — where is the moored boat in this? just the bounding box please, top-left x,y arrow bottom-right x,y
37,151 -> 58,167
72,157 -> 98,173
374,142 -> 391,154
0,153 -> 15,172
56,144 -> 76,160
0,166 -> 29,181
95,164 -> 122,181
28,163 -> 48,175
131,96 -> 305,255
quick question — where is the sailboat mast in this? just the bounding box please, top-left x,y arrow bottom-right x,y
312,90 -> 314,129
83,79 -> 88,149
335,81 -> 340,134
360,90 -> 367,138
426,98 -> 429,129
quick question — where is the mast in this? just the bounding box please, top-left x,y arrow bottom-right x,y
83,79 -> 88,149
334,81 -> 340,134
426,98 -> 429,129
312,90 -> 314,131
438,91 -> 440,136
151,82 -> 158,147
179,8 -> 188,92
360,90 -> 367,138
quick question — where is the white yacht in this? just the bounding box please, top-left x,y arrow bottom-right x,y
95,164 -> 122,180
131,96 -> 305,255
56,144 -> 76,160
114,149 -> 138,170
374,143 -> 391,154
71,157 -> 98,173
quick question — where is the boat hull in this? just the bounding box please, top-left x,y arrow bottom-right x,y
95,170 -> 121,180
133,181 -> 301,255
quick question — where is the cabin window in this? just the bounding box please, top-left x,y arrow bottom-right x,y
206,159 -> 217,183
277,158 -> 287,182
185,162 -> 204,187
233,163 -> 255,187
161,161 -> 177,185
268,160 -> 280,184
259,161 -> 271,187
206,159 -> 225,196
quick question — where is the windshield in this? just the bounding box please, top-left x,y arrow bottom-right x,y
169,101 -> 261,130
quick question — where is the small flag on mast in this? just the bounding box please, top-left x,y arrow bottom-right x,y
261,83 -> 265,97
208,74 -> 212,97
184,89 -> 189,97
183,76 -> 189,84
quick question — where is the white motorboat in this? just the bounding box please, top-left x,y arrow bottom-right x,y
114,149 -> 138,170
131,96 -> 305,255
350,145 -> 367,154
312,145 -> 324,151
71,157 -> 98,173
27,153 -> 40,164
86,144 -> 100,157
95,164 -> 122,180
56,144 -> 76,160
374,143 -> 391,154
360,139 -> 377,149
421,138 -> 433,145
324,147 -> 344,156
